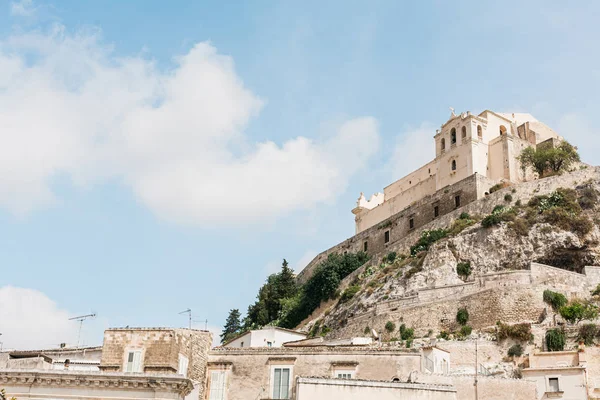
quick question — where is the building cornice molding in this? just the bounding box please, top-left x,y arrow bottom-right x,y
0,370 -> 193,395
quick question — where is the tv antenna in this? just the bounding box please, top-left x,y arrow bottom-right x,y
193,318 -> 209,331
69,313 -> 96,348
179,309 -> 192,329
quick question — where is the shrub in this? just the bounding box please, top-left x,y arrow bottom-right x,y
481,206 -> 515,228
410,229 -> 448,256
559,301 -> 599,324
578,324 -> 598,345
364,326 -> 371,335
320,326 -> 331,336
437,331 -> 450,340
546,328 -> 566,351
591,284 -> 600,297
339,285 -> 361,303
406,339 -> 413,348
456,308 -> 469,326
507,344 -> 523,357
404,264 -> 423,280
386,251 -> 397,263
399,324 -> 414,341
456,262 -> 472,279
385,321 -> 396,333
459,325 -> 473,337
504,194 -> 513,202
543,290 -> 568,312
309,321 -> 321,337
459,212 -> 471,220
578,187 -> 598,210
542,207 -> 593,236
448,217 -> 476,236
510,218 -> 530,236
515,199 -> 522,207
497,322 -> 532,342
489,182 -> 511,193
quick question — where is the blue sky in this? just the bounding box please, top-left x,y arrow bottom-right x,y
0,0 -> 598,349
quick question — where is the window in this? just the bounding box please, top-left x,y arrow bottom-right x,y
209,370 -> 227,400
240,341 -> 244,348
499,125 -> 507,135
337,372 -> 353,379
477,125 -> 482,139
125,351 -> 142,373
461,126 -> 466,139
441,138 -> 446,151
434,206 -> 439,218
455,195 -> 461,208
384,230 -> 390,243
409,218 -> 414,229
272,367 -> 291,399
363,241 -> 368,252
178,354 -> 189,377
548,377 -> 559,392
451,128 -> 456,144
267,341 -> 273,348
451,160 -> 457,171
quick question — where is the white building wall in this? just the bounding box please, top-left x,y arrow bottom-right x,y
224,328 -> 306,348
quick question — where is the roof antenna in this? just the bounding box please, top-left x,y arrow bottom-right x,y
69,313 -> 96,348
179,308 -> 192,330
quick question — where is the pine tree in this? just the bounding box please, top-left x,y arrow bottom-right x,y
220,309 -> 242,344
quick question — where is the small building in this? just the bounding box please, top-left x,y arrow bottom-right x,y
421,345 -> 450,375
222,326 -> 306,348
295,377 -> 457,400
522,350 -> 588,400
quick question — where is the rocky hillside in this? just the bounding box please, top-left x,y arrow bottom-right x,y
301,169 -> 600,340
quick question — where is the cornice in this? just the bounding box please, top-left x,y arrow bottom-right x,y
0,370 -> 193,395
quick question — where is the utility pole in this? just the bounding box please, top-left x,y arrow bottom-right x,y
474,337 -> 479,400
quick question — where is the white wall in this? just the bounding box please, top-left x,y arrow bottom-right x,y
296,378 -> 457,400
224,328 -> 306,348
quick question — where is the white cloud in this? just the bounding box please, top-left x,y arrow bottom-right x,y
557,113 -> 599,164
0,286 -> 76,350
0,26 -> 379,225
10,0 -> 36,17
389,123 -> 435,180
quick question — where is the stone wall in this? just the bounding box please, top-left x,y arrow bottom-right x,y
99,328 -> 212,399
207,347 -> 422,400
298,173 -> 491,283
298,167 -> 600,284
331,262 -> 600,339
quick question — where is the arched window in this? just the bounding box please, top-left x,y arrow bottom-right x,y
477,125 -> 482,139
451,128 -> 457,144
441,138 -> 446,151
499,125 -> 507,135
452,160 -> 457,171
461,126 -> 467,140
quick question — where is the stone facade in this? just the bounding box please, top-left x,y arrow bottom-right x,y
0,369 -> 193,400
206,347 -> 422,400
99,328 -> 212,399
353,110 -> 562,234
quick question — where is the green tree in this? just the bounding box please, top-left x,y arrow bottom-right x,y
559,301 -> 599,324
220,309 -> 242,344
518,141 -> 580,178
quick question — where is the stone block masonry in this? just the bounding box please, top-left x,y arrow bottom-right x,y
298,167 -> 600,284
331,262 -> 600,339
